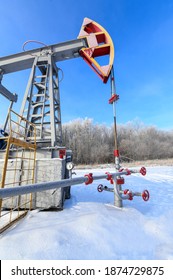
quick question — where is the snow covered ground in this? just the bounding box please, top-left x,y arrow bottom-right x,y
0,166 -> 173,260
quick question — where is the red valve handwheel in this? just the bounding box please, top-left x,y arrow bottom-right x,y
128,191 -> 133,200
124,189 -> 133,200
124,189 -> 129,195
140,167 -> 147,176
142,190 -> 150,201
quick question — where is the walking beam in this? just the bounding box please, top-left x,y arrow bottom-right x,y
0,39 -> 87,74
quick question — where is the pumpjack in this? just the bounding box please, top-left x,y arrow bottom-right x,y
0,17 -> 114,149
0,17 -> 149,218
0,18 -> 116,213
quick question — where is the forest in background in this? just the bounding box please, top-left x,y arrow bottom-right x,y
62,118 -> 173,164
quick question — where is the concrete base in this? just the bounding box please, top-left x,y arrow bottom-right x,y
0,148 -> 71,210
34,158 -> 66,210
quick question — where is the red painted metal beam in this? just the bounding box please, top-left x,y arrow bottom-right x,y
78,18 -> 114,83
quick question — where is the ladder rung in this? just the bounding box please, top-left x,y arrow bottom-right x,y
35,75 -> 46,78
31,114 -> 42,117
33,94 -> 45,97
34,83 -> 46,89
32,103 -> 44,108
34,122 -> 51,125
45,113 -> 50,116
32,102 -> 44,106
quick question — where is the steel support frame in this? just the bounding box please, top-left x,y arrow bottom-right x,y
0,38 -> 88,147
0,84 -> 17,103
19,54 -> 62,146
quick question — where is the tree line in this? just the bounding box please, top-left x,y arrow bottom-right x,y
62,118 -> 173,164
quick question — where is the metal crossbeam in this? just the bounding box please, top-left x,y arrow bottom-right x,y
0,84 -> 17,102
0,38 -> 87,74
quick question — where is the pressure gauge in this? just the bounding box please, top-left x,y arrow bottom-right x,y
66,162 -> 74,170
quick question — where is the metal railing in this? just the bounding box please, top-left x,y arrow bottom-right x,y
0,109 -> 36,233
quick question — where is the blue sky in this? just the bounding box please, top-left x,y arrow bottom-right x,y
0,0 -> 173,130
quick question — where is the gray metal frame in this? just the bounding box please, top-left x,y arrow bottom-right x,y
0,39 -> 87,74
19,55 -> 62,146
0,38 -> 87,147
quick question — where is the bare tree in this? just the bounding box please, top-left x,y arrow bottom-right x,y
62,119 -> 173,164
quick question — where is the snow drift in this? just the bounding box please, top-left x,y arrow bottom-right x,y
0,166 -> 173,260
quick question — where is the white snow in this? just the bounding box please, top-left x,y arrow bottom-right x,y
0,166 -> 173,260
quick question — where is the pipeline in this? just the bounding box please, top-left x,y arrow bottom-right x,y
97,165 -> 149,206
0,168 -> 144,200
0,167 -> 149,208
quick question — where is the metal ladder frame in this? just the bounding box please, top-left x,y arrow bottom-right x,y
19,54 -> 62,147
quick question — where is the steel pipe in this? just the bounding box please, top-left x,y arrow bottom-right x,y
0,170 -> 129,199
